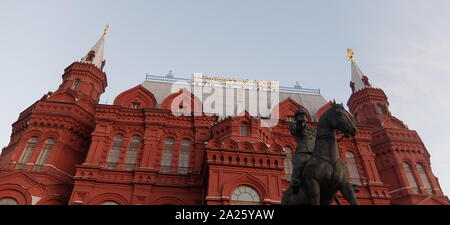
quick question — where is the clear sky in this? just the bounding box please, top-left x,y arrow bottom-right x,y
1,0 -> 449,197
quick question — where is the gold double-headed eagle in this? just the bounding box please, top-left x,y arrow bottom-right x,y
102,24 -> 110,38
347,48 -> 355,62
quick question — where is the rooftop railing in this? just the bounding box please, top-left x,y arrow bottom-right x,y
279,85 -> 321,94
146,74 -> 191,83
145,74 -> 321,95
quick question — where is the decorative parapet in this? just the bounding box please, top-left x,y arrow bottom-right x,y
145,74 -> 321,95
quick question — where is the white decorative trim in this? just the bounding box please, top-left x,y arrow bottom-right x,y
205,196 -> 221,200
389,187 -> 409,193
43,164 -> 73,178
31,196 -> 42,205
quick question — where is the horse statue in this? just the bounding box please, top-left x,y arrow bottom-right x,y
282,102 -> 359,205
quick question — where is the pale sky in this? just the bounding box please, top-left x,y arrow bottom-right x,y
1,0 -> 449,197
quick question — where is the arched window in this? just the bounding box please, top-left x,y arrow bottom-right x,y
131,102 -> 141,109
416,163 -> 433,194
71,79 -> 81,91
230,186 -> 261,205
284,147 -> 293,181
0,198 -> 18,205
240,123 -> 249,137
106,136 -> 123,169
100,201 -> 119,205
403,162 -> 419,194
177,140 -> 191,174
286,116 -> 295,122
160,138 -> 174,172
178,104 -> 185,114
124,137 -> 140,171
345,152 -> 361,185
86,50 -> 96,62
17,137 -> 39,169
375,104 -> 385,115
35,138 -> 55,171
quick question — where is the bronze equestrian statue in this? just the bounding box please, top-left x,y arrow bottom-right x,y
282,102 -> 359,205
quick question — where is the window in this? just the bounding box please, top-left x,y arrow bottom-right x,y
178,105 -> 185,114
100,201 -> 119,205
17,137 -> 39,169
375,104 -> 385,115
240,123 -> 249,137
71,79 -> 81,91
86,50 -> 96,62
416,163 -> 433,194
35,138 -> 55,171
231,186 -> 261,205
124,137 -> 140,170
131,102 -> 140,109
345,152 -> 361,185
403,162 -> 419,194
106,136 -> 123,169
177,140 -> 191,174
284,147 -> 293,181
0,198 -> 18,205
160,138 -> 174,172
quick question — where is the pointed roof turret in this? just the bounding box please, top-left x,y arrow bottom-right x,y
348,48 -> 371,93
81,25 -> 109,70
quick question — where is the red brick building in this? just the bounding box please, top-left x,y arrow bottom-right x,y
0,30 -> 448,205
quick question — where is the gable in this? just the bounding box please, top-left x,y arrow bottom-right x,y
113,85 -> 157,109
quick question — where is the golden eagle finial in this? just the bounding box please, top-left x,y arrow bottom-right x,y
102,24 -> 110,39
347,48 -> 355,63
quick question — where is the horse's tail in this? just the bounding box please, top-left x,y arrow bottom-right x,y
282,185 -> 308,205
281,186 -> 293,205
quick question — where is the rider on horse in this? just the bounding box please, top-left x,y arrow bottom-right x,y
290,109 -> 317,193
282,103 -> 359,205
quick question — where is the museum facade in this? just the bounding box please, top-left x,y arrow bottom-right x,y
0,29 -> 448,205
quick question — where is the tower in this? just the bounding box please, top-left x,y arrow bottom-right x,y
346,49 -> 449,205
48,25 -> 109,113
0,26 -> 109,205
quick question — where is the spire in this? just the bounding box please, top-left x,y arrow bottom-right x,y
81,25 -> 109,70
348,48 -> 371,93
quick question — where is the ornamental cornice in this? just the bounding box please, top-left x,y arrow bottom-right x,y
95,104 -> 121,113
349,87 -> 387,99
205,147 -> 284,156
31,111 -> 93,130
347,89 -> 388,108
64,62 -> 107,88
25,115 -> 92,139
372,130 -> 425,147
74,166 -> 203,187
35,99 -> 94,118
63,70 -> 106,91
373,142 -> 428,155
16,101 -> 39,122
